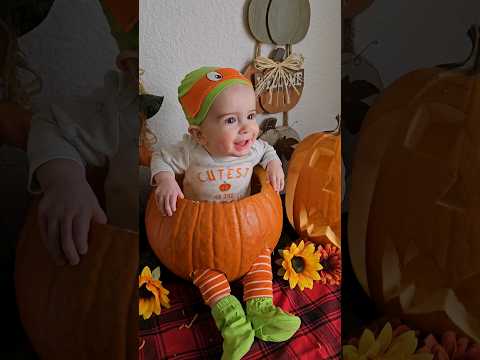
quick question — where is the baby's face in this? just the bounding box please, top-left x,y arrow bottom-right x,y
196,84 -> 259,157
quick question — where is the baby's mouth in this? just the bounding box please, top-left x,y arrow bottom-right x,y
234,139 -> 251,151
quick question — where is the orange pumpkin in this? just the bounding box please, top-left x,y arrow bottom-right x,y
285,132 -> 341,247
145,166 -> 283,281
15,202 -> 138,360
349,67 -> 480,341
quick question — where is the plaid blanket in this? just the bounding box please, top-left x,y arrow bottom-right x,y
139,278 -> 340,359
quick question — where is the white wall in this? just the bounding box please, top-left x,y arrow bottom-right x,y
354,0 -> 480,86
140,0 -> 341,148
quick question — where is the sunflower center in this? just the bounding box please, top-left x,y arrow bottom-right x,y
291,256 -> 305,273
139,283 -> 155,300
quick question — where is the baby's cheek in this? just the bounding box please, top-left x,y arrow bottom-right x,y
221,141 -> 233,153
218,137 -> 234,150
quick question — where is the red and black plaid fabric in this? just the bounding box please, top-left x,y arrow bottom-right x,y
139,278 -> 340,359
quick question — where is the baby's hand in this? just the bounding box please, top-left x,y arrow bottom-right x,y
153,172 -> 184,216
36,159 -> 107,266
266,159 -> 284,192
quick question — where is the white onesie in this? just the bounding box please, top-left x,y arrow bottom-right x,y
150,134 -> 280,202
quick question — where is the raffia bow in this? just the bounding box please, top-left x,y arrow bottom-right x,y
254,53 -> 304,104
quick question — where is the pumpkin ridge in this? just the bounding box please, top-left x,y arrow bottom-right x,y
76,230 -> 112,348
191,202 -> 202,275
146,193 -> 161,245
234,200 -> 245,278
172,199 -> 187,274
212,201 -> 220,271
222,202 -> 235,279
260,189 -> 276,249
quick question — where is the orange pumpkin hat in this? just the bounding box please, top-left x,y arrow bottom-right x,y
178,67 -> 253,126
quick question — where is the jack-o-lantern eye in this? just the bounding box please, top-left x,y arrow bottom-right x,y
207,71 -> 223,81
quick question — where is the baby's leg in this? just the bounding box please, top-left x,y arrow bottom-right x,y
192,269 -> 231,306
242,248 -> 273,301
243,248 -> 301,342
192,269 -> 254,359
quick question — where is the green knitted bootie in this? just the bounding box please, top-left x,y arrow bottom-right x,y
246,297 -> 301,342
211,295 -> 255,360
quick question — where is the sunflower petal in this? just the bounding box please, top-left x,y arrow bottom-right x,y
142,299 -> 154,320
377,322 -> 393,354
153,297 -> 161,315
289,274 -> 299,289
141,266 -> 152,278
343,345 -> 360,360
160,294 -> 170,308
305,243 -> 316,254
303,276 -> 314,289
146,283 -> 160,298
358,329 -> 375,354
139,299 -> 147,316
386,330 -> 417,356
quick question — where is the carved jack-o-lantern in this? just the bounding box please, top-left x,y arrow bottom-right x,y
285,132 -> 341,247
349,67 -> 480,341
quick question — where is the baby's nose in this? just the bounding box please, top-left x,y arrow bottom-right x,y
239,124 -> 250,134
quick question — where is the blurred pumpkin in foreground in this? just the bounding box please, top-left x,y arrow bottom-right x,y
16,203 -> 138,360
349,64 -> 480,341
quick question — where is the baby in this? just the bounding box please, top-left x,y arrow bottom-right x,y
151,67 -> 300,360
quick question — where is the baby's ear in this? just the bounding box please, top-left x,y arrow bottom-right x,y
188,126 -> 206,145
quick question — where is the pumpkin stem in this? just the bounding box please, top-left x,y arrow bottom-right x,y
437,25 -> 480,73
472,25 -> 480,74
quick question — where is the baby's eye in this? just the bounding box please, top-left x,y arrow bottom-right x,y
247,113 -> 256,120
224,117 -> 237,125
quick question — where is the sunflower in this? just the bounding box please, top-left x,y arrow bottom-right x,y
316,243 -> 342,286
343,322 -> 433,360
139,266 -> 170,320
276,240 -> 322,291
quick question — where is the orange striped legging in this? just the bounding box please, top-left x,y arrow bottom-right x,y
192,248 -> 273,307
